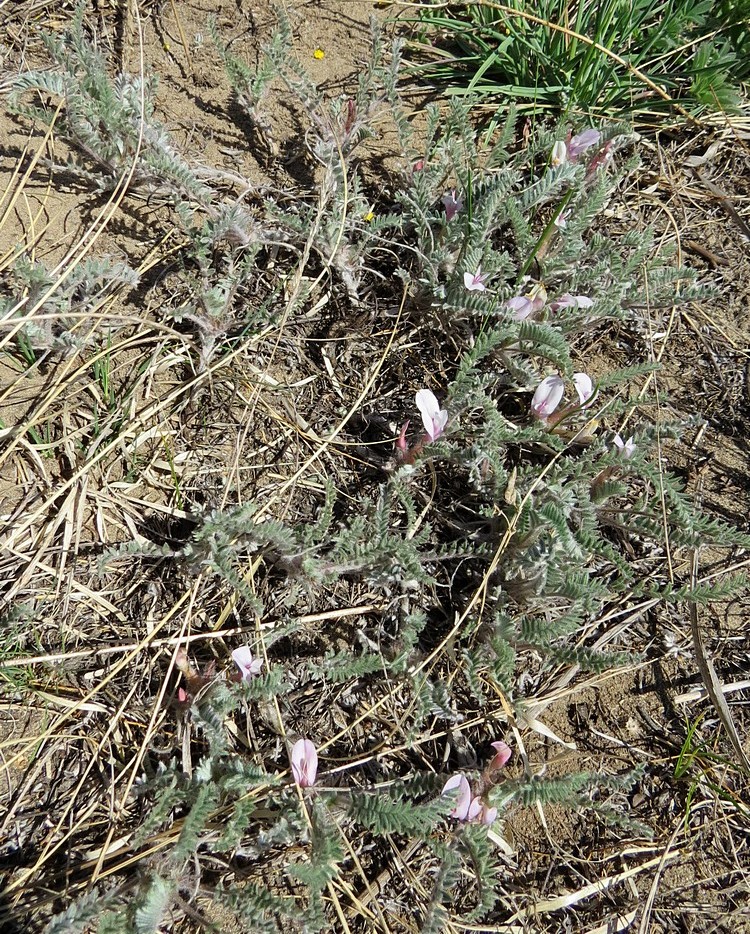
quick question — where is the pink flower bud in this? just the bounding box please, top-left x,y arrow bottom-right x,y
395,420 -> 410,455
290,738 -> 318,788
489,740 -> 512,771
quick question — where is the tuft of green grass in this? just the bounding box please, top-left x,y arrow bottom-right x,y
410,0 -> 749,122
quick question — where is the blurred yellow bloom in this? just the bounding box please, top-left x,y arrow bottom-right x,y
313,48 -> 325,60
363,210 -> 375,222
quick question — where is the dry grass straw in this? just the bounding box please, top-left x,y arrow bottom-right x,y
1,3 -> 749,932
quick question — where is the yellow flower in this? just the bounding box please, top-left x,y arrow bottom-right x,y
313,48 -> 325,60
363,210 -> 375,222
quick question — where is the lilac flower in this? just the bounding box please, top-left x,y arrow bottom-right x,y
568,128 -> 601,162
549,293 -> 594,313
442,189 -> 463,221
290,738 -> 318,788
613,433 -> 636,459
531,375 -> 565,420
463,267 -> 489,292
489,741 -> 512,771
415,389 -> 448,442
573,372 -> 594,406
442,774 -> 481,822
231,646 -> 264,683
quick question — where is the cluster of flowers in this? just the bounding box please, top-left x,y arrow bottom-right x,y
179,649 -> 514,825
464,267 -> 594,324
446,128 -> 606,314
285,731 -> 513,832
441,740 -> 511,827
399,126 -> 635,458
400,375 -> 633,458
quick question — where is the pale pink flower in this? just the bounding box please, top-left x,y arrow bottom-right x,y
467,796 -> 482,821
554,209 -> 571,229
531,375 -> 565,419
506,295 -> 535,320
479,802 -> 498,826
489,741 -> 512,771
442,774 -> 480,821
549,293 -> 593,313
231,646 -> 264,683
463,267 -> 489,292
415,389 -> 448,442
290,738 -> 318,788
613,433 -> 636,459
442,189 -> 463,221
573,372 -> 594,406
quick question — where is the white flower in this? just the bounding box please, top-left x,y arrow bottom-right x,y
415,389 -> 448,442
531,375 -> 565,419
572,372 -> 594,406
463,267 -> 489,292
231,646 -> 264,682
613,433 -> 636,459
549,293 -> 593,312
551,139 -> 568,166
